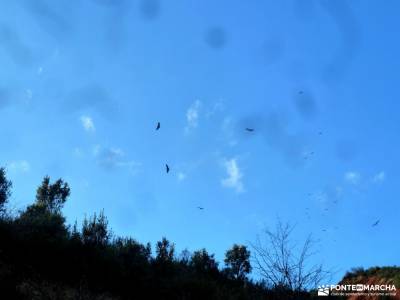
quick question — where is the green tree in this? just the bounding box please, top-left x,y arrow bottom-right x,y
0,167 -> 12,214
224,244 -> 251,280
35,176 -> 70,214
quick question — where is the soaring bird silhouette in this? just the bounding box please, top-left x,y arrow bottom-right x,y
197,206 -> 204,210
165,164 -> 170,173
372,220 -> 380,227
245,128 -> 254,132
156,122 -> 160,130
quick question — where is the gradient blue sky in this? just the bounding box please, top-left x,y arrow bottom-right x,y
1,0 -> 399,283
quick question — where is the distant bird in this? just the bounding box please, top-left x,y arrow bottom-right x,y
372,220 -> 380,227
318,131 -> 323,135
165,164 -> 170,173
156,122 -> 160,130
197,206 -> 204,210
299,91 -> 304,95
245,128 -> 254,132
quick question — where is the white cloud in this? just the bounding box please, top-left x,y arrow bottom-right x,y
206,100 -> 224,118
185,100 -> 201,133
177,172 -> 186,182
344,171 -> 361,185
221,158 -> 244,193
221,117 -> 238,146
372,171 -> 385,184
8,160 -> 30,173
80,115 -> 95,132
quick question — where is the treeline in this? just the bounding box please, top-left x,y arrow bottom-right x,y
0,168 -> 313,299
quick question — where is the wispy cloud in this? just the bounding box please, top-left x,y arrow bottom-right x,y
221,117 -> 238,147
94,146 -> 140,173
344,171 -> 361,185
221,158 -> 244,193
206,100 -> 224,118
372,171 -> 385,184
80,115 -> 95,132
8,160 -> 30,173
185,100 -> 201,133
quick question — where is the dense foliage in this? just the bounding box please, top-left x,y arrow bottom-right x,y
0,171 -> 317,299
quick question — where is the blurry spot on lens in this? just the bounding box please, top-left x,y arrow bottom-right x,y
204,27 -> 227,49
139,0 -> 160,20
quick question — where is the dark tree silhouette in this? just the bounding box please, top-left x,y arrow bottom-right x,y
155,237 -> 175,263
0,172 -> 327,299
35,176 -> 70,214
224,244 -> 252,280
190,248 -> 219,275
0,167 -> 12,214
82,210 -> 111,247
16,176 -> 71,241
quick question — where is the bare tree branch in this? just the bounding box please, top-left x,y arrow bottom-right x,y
250,220 -> 330,293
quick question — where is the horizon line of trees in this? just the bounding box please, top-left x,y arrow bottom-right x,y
0,167 -> 327,299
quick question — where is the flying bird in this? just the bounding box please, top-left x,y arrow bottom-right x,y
372,220 -> 380,227
197,206 -> 204,210
156,122 -> 160,130
245,128 -> 254,132
299,91 -> 304,95
165,164 -> 170,173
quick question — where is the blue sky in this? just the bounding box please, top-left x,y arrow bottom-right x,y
1,0 -> 399,283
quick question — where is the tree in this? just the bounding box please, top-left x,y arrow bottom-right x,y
16,176 -> 70,240
251,220 -> 330,292
190,248 -> 219,274
0,167 -> 12,214
35,176 -> 70,214
155,237 -> 175,263
179,248 -> 191,265
224,244 -> 251,280
81,210 -> 111,247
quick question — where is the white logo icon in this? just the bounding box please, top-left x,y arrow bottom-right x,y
318,285 -> 330,296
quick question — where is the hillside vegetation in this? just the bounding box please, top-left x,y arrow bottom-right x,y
0,168 -> 398,299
